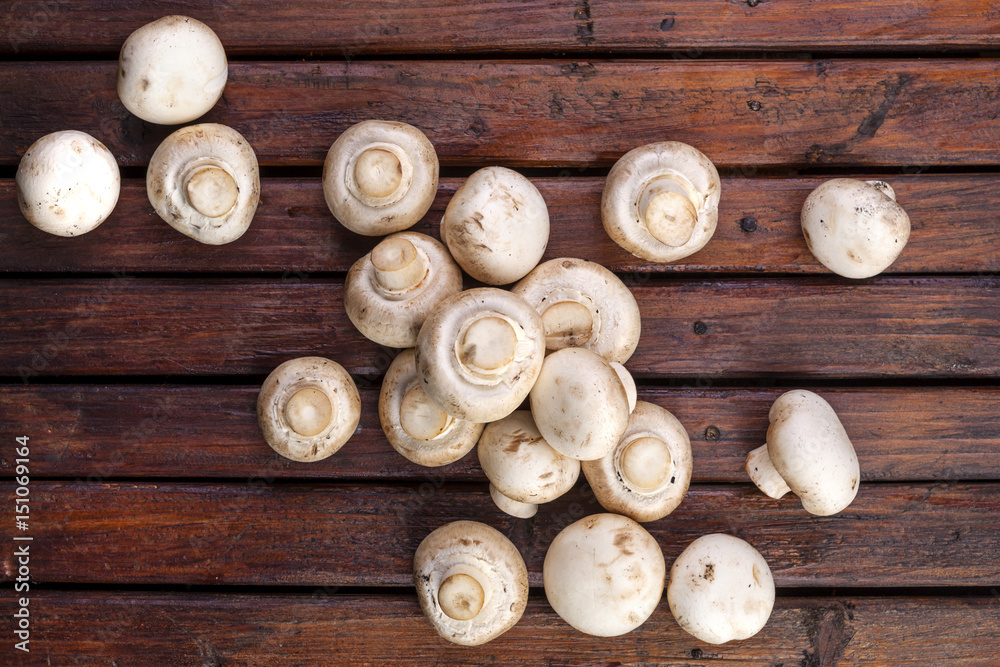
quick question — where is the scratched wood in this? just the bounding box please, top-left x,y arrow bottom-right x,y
2,175 -> 999,275
2,481 -> 996,587
4,1 -> 1000,56
2,385 -> 998,482
4,60 -> 1000,168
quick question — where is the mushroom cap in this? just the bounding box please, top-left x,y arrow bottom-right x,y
379,349 -> 484,467
543,513 -> 665,637
15,130 -> 120,237
529,347 -> 631,461
414,520 -> 529,646
323,120 -> 439,236
117,15 -> 227,125
478,411 -> 580,507
602,141 -> 721,263
415,287 -> 546,423
667,534 -> 775,644
345,232 -> 463,348
801,178 -> 910,279
512,257 -> 641,364
764,389 -> 860,516
583,401 -> 693,522
257,356 -> 361,462
441,166 -> 550,285
147,123 -> 259,245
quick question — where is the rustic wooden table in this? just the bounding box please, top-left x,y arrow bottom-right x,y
2,2 -> 1000,664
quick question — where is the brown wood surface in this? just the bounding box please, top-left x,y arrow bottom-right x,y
3,174 -> 999,274
2,481 -> 997,587
2,385 -> 998,482
4,60 -> 1000,168
2,592 -> 998,666
3,277 -> 997,379
5,1 -> 1000,56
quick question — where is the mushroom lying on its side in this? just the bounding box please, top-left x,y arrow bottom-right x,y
414,521 -> 529,646
147,123 -> 259,245
16,131 -> 120,237
257,357 -> 361,462
745,390 -> 860,516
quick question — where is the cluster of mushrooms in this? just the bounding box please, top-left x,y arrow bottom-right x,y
14,13 -> 906,649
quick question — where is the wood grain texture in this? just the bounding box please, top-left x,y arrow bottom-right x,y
4,60 -> 1000,168
2,592 -> 998,666
2,481 -> 997,587
4,1 -> 1000,56
3,385 -> 998,482
3,175 -> 999,274
2,277 -> 997,379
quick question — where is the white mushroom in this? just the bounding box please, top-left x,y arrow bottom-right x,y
512,257 -> 641,364
344,232 -> 463,348
801,178 -> 911,278
323,120 -> 439,236
379,349 -> 483,467
602,142 -> 721,263
117,16 -> 227,125
745,390 -> 860,516
257,357 -> 361,462
583,401 -> 692,522
15,130 -> 120,237
147,123 -> 259,244
529,347 -> 631,461
441,166 -> 550,285
478,411 -> 580,518
667,534 -> 775,644
414,520 -> 529,646
415,288 -> 546,423
543,513 -> 665,637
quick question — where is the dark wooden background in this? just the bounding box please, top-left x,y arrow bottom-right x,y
2,2 -> 1000,664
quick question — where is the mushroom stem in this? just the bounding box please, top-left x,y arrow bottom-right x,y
637,175 -> 698,247
284,387 -> 334,437
541,300 -> 594,350
745,444 -> 792,499
399,385 -> 455,441
438,572 -> 485,621
490,484 -> 538,518
459,316 -> 518,373
355,148 -> 403,199
610,362 -> 637,413
185,165 -> 238,218
619,436 -> 673,491
371,236 -> 429,293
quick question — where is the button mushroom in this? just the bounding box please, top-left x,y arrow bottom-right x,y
415,287 -> 546,423
801,178 -> 911,278
323,120 -> 439,236
512,257 -> 641,364
582,401 -> 692,522
602,141 -> 721,263
745,389 -> 860,516
257,357 -> 361,463
441,166 -> 550,285
117,16 -> 227,125
379,349 -> 483,467
667,534 -> 775,644
529,347 -> 632,461
543,513 -> 665,637
414,520 -> 529,646
477,411 -> 580,518
15,131 -> 120,237
146,123 -> 260,245
344,232 -> 463,348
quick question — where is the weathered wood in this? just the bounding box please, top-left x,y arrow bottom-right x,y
3,592 -> 998,666
2,175 -> 999,274
2,277 -> 997,378
4,1 -> 1000,56
3,385 -> 998,482
2,481 -> 997,587
4,60 -> 1000,167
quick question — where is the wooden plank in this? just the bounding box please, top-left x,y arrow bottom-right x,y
4,1 -> 1000,56
4,60 -> 1000,168
2,481 -> 997,587
3,175 -> 999,275
3,592 -> 998,666
2,277 -> 997,379
3,385 -> 998,482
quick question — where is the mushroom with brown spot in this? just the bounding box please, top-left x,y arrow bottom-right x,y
257,357 -> 361,462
